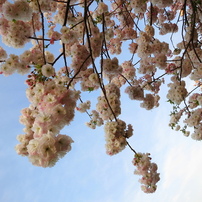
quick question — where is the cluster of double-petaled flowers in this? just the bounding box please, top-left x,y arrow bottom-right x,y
15,71 -> 80,167
132,153 -> 160,193
104,119 -> 133,155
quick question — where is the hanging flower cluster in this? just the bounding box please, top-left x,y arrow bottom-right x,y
104,119 -> 133,155
16,69 -> 80,167
132,153 -> 160,193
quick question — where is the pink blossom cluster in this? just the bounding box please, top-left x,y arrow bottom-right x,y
15,76 -> 80,167
138,59 -> 156,74
111,1 -> 135,28
60,26 -> 78,45
96,83 -> 121,120
0,54 -> 30,76
85,110 -> 103,129
76,100 -> 91,113
132,153 -> 160,193
2,0 -> 33,22
135,31 -> 169,74
93,2 -> 108,20
151,0 -> 173,8
159,23 -> 178,35
30,0 -> 57,12
0,17 -> 33,48
167,77 -> 188,105
191,124 -> 202,141
184,109 -> 202,128
0,46 -> 7,59
169,110 -> 184,128
70,43 -> 91,72
53,3 -> 66,25
108,37 -> 122,55
20,46 -> 54,67
188,93 -> 202,109
16,132 -> 73,168
130,0 -> 147,14
104,119 -> 133,155
140,94 -> 160,110
190,64 -> 202,81
110,61 -> 136,88
103,57 -> 122,80
125,85 -> 144,101
121,61 -> 136,81
111,75 -> 126,88
0,0 -> 6,12
173,57 -> 192,78
136,32 -> 153,59
169,91 -> 202,138
79,68 -> 100,91
87,27 -> 103,58
47,27 -> 61,42
114,27 -> 137,40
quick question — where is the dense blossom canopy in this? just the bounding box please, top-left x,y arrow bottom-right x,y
0,0 -> 201,193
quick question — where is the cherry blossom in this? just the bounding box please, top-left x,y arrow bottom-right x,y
0,0 -> 201,194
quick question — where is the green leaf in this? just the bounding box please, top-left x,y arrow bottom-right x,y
88,87 -> 94,92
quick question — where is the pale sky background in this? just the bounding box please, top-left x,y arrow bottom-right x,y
0,7 -> 202,202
